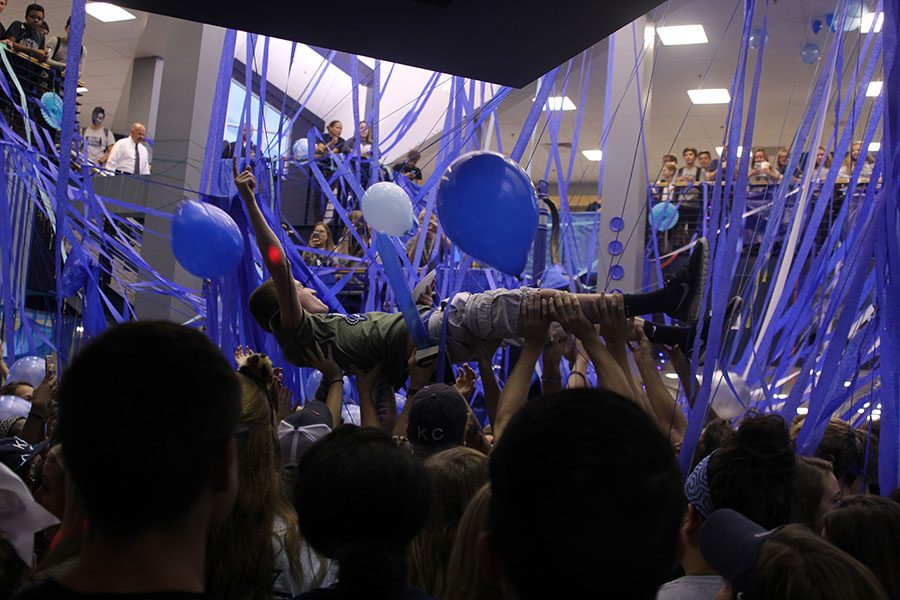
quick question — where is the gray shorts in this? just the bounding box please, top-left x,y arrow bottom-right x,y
427,287 -> 537,363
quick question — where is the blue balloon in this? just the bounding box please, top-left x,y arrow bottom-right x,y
812,19 -> 823,34
800,43 -> 821,65
362,182 -> 415,236
60,246 -> 93,296
7,356 -> 45,387
0,395 -> 31,419
436,151 -> 538,276
650,201 -> 680,231
749,28 -> 768,50
171,200 -> 244,279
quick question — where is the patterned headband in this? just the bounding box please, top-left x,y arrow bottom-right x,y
685,451 -> 716,520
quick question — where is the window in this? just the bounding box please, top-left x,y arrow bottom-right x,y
224,80 -> 291,159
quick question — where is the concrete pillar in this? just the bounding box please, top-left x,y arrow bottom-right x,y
600,17 -> 654,293
126,56 -> 164,138
131,22 -> 227,322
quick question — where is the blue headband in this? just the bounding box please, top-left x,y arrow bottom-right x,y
685,452 -> 716,520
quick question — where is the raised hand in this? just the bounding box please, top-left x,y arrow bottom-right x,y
30,368 -> 57,417
550,292 -> 594,341
627,322 -> 653,360
597,293 -> 632,351
407,350 -> 436,390
521,294 -> 551,344
234,344 -> 255,366
302,342 -> 343,382
233,158 -> 257,201
355,363 -> 385,399
454,363 -> 477,402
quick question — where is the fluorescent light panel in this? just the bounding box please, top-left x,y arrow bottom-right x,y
534,96 -> 576,111
581,149 -> 603,161
657,24 -> 708,46
869,142 -> 881,153
715,146 -> 744,157
76,86 -> 88,93
86,2 -> 137,22
867,81 -> 883,97
861,12 -> 884,33
688,88 -> 731,104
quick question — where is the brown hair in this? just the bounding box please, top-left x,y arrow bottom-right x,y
755,524 -> 886,599
441,484 -> 501,600
408,447 -> 490,596
823,495 -> 900,600
249,279 -> 279,333
682,147 -> 698,157
207,365 -> 318,599
789,456 -> 834,531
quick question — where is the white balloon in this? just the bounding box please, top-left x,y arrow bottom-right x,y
697,371 -> 750,419
341,404 -> 361,426
361,182 -> 414,236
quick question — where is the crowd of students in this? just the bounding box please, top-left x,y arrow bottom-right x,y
0,164 -> 897,600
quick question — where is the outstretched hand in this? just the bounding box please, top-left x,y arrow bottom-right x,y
454,363 -> 477,402
272,375 -> 294,421
597,294 -> 631,351
302,342 -> 343,382
627,322 -> 653,360
550,293 -> 594,341
233,158 -> 256,201
408,350 -> 436,390
234,344 -> 255,366
521,295 -> 551,344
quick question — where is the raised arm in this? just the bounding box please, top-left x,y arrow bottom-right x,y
475,343 -> 501,427
234,161 -> 303,329
551,293 -> 633,401
302,342 -> 345,428
354,363 -> 386,430
630,325 -> 687,442
393,352 -> 435,437
493,295 -> 549,443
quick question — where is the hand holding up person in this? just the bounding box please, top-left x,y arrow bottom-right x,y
303,342 -> 344,427
597,293 -> 632,357
522,295 -> 552,346
354,363 -> 385,429
550,292 -> 594,341
453,363 -> 477,403
271,372 -> 294,422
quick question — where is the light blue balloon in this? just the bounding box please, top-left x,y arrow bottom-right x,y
40,92 -> 63,130
341,403 -> 360,425
170,200 -> 244,279
7,356 -> 45,388
0,395 -> 31,420
304,369 -> 323,399
436,151 -> 538,276
293,138 -> 310,162
361,182 -> 415,236
800,43 -> 821,64
650,202 -> 680,231
749,28 -> 768,50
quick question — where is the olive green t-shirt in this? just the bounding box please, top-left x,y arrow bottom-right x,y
272,309 -> 417,388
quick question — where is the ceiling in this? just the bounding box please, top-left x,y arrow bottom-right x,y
109,0 -> 666,88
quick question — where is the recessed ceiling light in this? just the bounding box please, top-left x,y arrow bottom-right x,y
657,24 -> 709,46
86,2 -> 136,22
715,146 -> 744,157
843,381 -> 852,387
581,149 -> 603,161
664,373 -> 680,379
534,96 -> 576,111
869,142 -> 881,153
860,12 -> 884,33
867,81 -> 883,97
688,88 -> 731,104
76,86 -> 88,93
796,406 -> 809,415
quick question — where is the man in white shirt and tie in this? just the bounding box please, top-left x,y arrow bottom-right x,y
106,122 -> 151,175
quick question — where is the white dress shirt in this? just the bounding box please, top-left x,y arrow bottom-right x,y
106,136 -> 151,175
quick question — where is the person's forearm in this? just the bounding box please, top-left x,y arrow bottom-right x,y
567,354 -> 589,389
20,413 -> 44,444
358,389 -> 380,429
579,337 -> 633,400
476,357 -> 500,427
393,390 -> 415,437
636,354 -> 686,438
494,342 -> 541,442
241,190 -> 290,279
324,379 -> 343,428
541,359 -> 563,395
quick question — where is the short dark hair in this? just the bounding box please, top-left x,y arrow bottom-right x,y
708,413 -> 795,529
58,321 -> 240,537
26,3 -> 44,17
698,150 -> 712,159
683,146 -> 698,156
489,390 -> 683,600
293,426 -> 432,598
249,279 -> 279,333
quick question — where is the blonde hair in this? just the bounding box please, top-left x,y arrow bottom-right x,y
441,484 -> 501,600
408,447 -> 490,597
207,364 -> 318,599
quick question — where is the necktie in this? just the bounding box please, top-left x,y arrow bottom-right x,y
133,143 -> 140,175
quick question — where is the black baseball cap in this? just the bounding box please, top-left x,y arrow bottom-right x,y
700,509 -> 777,600
0,437 -> 47,475
407,384 -> 467,459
